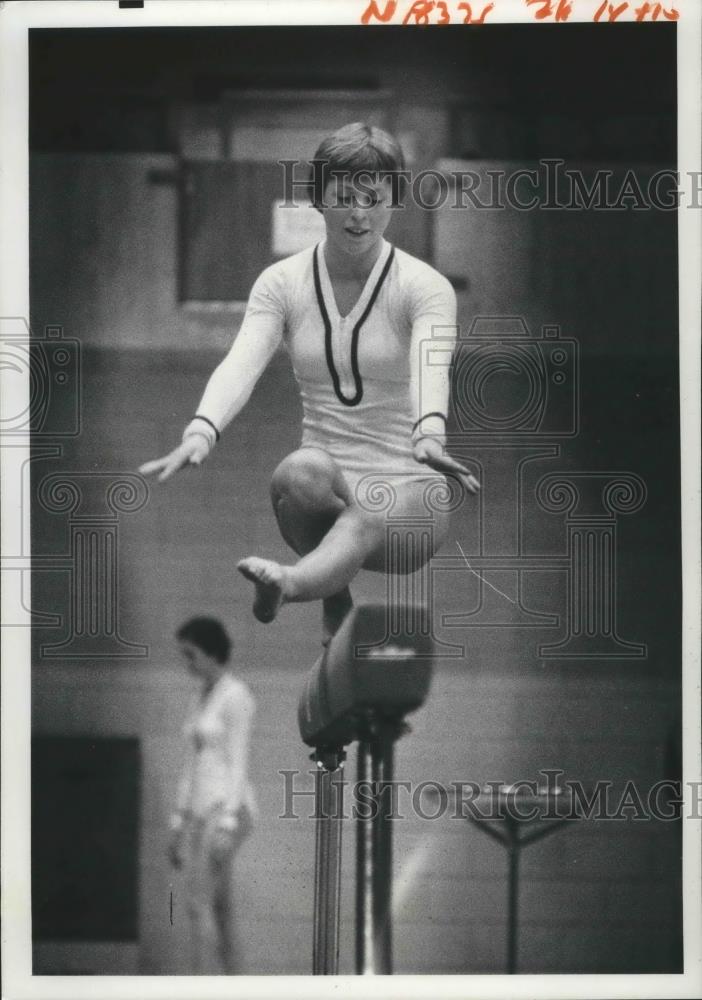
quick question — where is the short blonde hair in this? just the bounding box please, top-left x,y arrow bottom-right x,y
308,122 -> 406,208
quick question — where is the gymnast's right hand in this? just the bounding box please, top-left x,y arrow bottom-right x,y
139,434 -> 210,483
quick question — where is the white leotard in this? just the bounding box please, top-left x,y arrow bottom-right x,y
191,238 -> 457,494
175,673 -> 256,821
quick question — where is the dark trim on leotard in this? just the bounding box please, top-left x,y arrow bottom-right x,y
192,414 -> 221,441
412,412 -> 447,434
312,243 -> 395,407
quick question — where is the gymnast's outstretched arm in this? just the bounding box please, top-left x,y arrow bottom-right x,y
408,276 -> 480,494
140,269 -> 285,482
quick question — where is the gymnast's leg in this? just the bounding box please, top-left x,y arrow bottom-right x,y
186,818 -> 220,974
238,450 -> 449,627
238,448 -> 357,635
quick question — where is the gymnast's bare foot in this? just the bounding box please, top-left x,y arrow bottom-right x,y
237,557 -> 287,623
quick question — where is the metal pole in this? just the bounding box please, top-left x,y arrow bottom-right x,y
372,726 -> 394,975
506,820 -> 520,975
312,749 -> 344,975
355,720 -> 397,975
355,739 -> 372,974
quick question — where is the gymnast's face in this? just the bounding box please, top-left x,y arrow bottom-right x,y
320,175 -> 394,258
179,639 -> 217,680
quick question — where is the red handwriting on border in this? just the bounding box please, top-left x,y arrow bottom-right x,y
361,0 -> 495,23
359,0 -> 680,23
593,1 -> 628,18
402,1 -> 451,23
633,2 -> 680,18
457,1 -> 495,21
526,0 -> 573,20
594,0 -> 679,18
361,1 -> 397,23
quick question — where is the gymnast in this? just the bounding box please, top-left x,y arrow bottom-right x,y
168,616 -> 256,973
140,123 -> 479,641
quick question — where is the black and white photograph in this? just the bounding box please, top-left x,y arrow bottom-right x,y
1,0 -> 700,996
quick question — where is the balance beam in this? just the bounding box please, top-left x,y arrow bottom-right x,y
298,603 -> 434,750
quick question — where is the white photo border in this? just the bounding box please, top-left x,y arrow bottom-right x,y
1,1 -> 700,999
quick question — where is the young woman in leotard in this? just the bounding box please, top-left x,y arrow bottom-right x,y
140,123 -> 479,640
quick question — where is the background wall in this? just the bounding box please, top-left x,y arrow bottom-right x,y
28,23 -> 681,977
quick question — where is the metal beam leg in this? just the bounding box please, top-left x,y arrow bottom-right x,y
355,719 -> 400,975
312,748 -> 345,975
507,836 -> 519,975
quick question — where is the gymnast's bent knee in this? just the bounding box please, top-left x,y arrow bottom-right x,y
270,448 -> 350,510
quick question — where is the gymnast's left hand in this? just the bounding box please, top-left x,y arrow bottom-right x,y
413,437 -> 481,495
